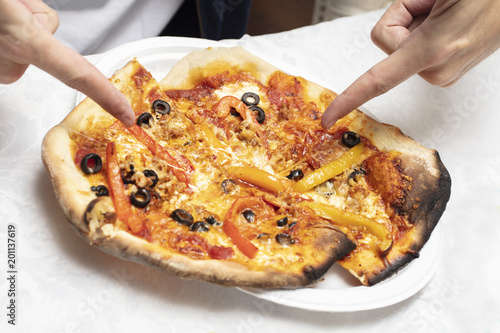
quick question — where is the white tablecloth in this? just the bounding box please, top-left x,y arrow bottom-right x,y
1,10 -> 499,332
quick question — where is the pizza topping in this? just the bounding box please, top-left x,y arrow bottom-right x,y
363,152 -> 412,213
91,185 -> 109,197
241,92 -> 260,106
204,216 -> 221,226
304,201 -> 392,252
142,170 -> 159,188
286,169 -> 304,181
190,221 -> 210,232
221,179 -> 237,194
341,131 -> 361,148
276,233 -> 294,246
106,142 -> 145,234
91,184 -> 110,197
152,99 -> 170,115
242,209 -> 256,223
136,112 -> 154,128
249,106 -> 265,124
208,245 -> 234,260
276,216 -> 288,227
80,153 -> 102,175
348,167 -> 366,183
227,166 -> 285,194
170,209 -> 194,226
293,142 -> 365,193
130,188 -> 151,208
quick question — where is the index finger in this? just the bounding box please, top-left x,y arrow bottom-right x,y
321,44 -> 426,130
23,27 -> 135,126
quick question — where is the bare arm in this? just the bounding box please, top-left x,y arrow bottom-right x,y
0,0 -> 135,126
322,0 -> 500,129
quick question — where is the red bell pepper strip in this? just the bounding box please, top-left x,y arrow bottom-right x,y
106,142 -> 145,234
214,96 -> 270,158
113,122 -> 194,185
222,196 -> 267,259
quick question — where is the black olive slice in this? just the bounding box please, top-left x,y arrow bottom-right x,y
205,216 -> 221,226
190,221 -> 210,232
170,209 -> 194,226
136,112 -> 154,128
143,169 -> 159,188
249,106 -> 265,123
348,167 -> 366,182
342,131 -> 361,148
286,169 -> 304,181
241,92 -> 260,106
130,188 -> 151,208
221,179 -> 237,194
152,99 -> 170,115
276,233 -> 294,246
230,109 -> 241,118
81,153 -> 102,175
242,209 -> 255,223
288,221 -> 297,229
91,185 -> 109,197
276,217 -> 288,227
121,168 -> 135,184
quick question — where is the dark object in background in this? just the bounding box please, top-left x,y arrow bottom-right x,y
160,0 -> 252,40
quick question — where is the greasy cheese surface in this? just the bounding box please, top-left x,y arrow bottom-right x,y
71,63 -> 412,278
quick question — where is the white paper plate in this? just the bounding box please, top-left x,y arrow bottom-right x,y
80,37 -> 441,312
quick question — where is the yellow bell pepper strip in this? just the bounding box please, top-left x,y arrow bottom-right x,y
302,201 -> 392,252
199,123 -> 225,149
106,142 -> 145,234
293,142 -> 365,193
199,124 -> 232,163
227,166 -> 285,194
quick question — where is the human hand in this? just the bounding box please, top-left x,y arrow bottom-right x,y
321,0 -> 500,129
0,0 -> 135,126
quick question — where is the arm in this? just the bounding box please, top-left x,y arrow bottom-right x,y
0,0 -> 135,126
322,0 -> 500,129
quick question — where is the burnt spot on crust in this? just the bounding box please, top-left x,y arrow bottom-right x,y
363,151 -> 451,286
302,225 -> 357,284
400,151 -> 451,242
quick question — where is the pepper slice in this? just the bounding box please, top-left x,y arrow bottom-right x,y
214,96 -> 270,158
293,142 -> 365,193
106,142 -> 145,234
302,201 -> 393,252
199,123 -> 232,163
223,196 -> 267,259
113,122 -> 194,185
227,166 -> 285,194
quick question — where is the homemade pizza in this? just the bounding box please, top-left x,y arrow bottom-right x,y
42,46 -> 451,288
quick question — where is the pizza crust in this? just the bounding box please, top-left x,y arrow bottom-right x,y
160,46 -> 336,111
84,197 -> 355,288
336,110 -> 451,285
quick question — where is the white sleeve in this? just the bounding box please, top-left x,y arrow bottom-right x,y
48,0 -> 183,55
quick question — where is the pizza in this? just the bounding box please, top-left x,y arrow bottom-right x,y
41,46 -> 451,288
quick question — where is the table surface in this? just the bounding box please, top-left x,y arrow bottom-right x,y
1,10 -> 499,333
